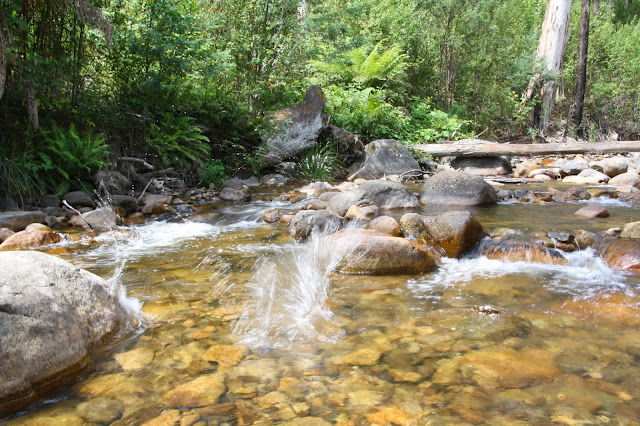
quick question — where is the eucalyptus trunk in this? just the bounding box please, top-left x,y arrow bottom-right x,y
573,0 -> 590,133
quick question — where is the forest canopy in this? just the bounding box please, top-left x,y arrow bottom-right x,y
1,0 -> 639,196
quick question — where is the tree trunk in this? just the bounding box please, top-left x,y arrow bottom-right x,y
593,0 -> 599,15
525,0 -> 573,138
572,0 -> 590,133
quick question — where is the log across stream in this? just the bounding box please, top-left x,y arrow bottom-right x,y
412,139 -> 640,157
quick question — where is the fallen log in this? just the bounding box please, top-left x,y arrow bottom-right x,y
412,139 -> 640,158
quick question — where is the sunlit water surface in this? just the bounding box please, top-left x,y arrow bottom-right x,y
4,194 -> 640,425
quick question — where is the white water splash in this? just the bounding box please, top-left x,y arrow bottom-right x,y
233,229 -> 345,349
409,247 -> 634,299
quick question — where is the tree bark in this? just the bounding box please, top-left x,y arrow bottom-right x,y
525,0 -> 573,138
572,0 -> 590,133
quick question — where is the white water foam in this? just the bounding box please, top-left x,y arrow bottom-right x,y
409,247 -> 635,300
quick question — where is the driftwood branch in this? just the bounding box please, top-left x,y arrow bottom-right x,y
412,140 -> 640,158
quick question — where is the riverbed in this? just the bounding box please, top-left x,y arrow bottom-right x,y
4,186 -> 640,425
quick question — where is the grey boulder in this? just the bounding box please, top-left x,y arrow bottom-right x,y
420,170 -> 497,206
348,139 -> 421,180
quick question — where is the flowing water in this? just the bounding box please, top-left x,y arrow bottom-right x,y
4,190 -> 640,425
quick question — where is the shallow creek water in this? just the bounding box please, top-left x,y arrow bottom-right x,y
4,189 -> 640,425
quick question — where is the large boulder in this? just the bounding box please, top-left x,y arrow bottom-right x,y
95,170 -> 131,196
348,139 -> 421,180
563,168 -> 610,184
327,180 -> 419,216
450,156 -> 512,176
288,210 -> 346,239
0,211 -> 46,231
71,207 -> 122,231
0,251 -> 131,412
262,86 -> 327,166
609,171 -> 640,188
330,229 -> 436,275
141,194 -> 174,215
621,221 -> 640,239
420,170 -> 497,206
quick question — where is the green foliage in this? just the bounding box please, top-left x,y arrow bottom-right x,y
38,124 -> 110,194
298,145 -> 340,181
198,160 -> 228,186
404,100 -> 473,143
145,115 -> 211,170
311,41 -> 409,89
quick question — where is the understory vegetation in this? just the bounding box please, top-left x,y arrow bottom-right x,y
1,0 -> 639,196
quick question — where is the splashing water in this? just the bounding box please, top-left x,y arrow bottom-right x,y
233,228 -> 346,349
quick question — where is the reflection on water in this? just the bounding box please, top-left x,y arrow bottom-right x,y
4,196 -> 640,425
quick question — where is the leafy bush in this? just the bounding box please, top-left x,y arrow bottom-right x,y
198,160 -> 228,186
146,114 -> 211,170
405,100 -> 473,144
298,145 -> 340,180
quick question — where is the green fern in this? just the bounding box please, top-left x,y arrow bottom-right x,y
311,41 -> 408,89
146,114 -> 211,170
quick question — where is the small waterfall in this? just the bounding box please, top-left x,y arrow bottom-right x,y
233,227 -> 345,349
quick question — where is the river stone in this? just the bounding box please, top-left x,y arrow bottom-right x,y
591,156 -> 629,177
330,229 -> 437,274
303,200 -> 329,210
79,207 -> 122,231
422,211 -> 487,258
513,161 -> 539,178
114,348 -> 155,371
141,194 -> 174,215
420,170 -> 497,206
574,203 -> 609,218
621,221 -> 640,239
560,157 -> 589,177
161,373 -> 226,408
108,195 -> 138,214
601,239 -> 640,275
366,216 -> 401,237
299,181 -> 335,196
609,171 -> 640,188
558,293 -> 640,327
0,228 -> 15,243
288,210 -> 345,239
262,86 -> 327,166
481,237 -> 567,265
95,170 -> 131,196
76,396 -> 125,423
0,210 -> 47,231
348,139 -> 421,180
62,191 -> 95,209
263,208 -> 296,224
39,194 -> 60,208
563,169 -> 610,184
219,186 -> 250,202
450,156 -> 512,176
327,180 -> 419,216
0,227 -> 61,251
0,251 -> 129,412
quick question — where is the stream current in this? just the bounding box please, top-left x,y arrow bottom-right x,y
4,186 -> 640,425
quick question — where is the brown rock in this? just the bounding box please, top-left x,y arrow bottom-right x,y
601,239 -> 640,275
575,230 -> 596,249
203,344 -> 247,369
574,203 -> 609,218
141,194 -> 174,215
263,209 -> 296,224
557,293 -> 640,326
481,237 -> 567,265
76,396 -> 125,424
513,161 -> 539,178
302,200 -> 328,210
330,229 -> 437,275
0,228 -> 61,251
0,228 -> 15,243
161,373 -> 226,408
366,216 -> 401,236
621,221 -> 640,239
366,406 -> 412,425
422,211 -> 487,258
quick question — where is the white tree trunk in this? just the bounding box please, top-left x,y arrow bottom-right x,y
527,0 -> 573,137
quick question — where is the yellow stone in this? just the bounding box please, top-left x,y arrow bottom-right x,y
114,348 -> 155,371
203,344 -> 247,369
343,348 -> 381,366
389,368 -> 422,383
141,409 -> 181,426
161,373 -> 226,408
366,406 -> 411,425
